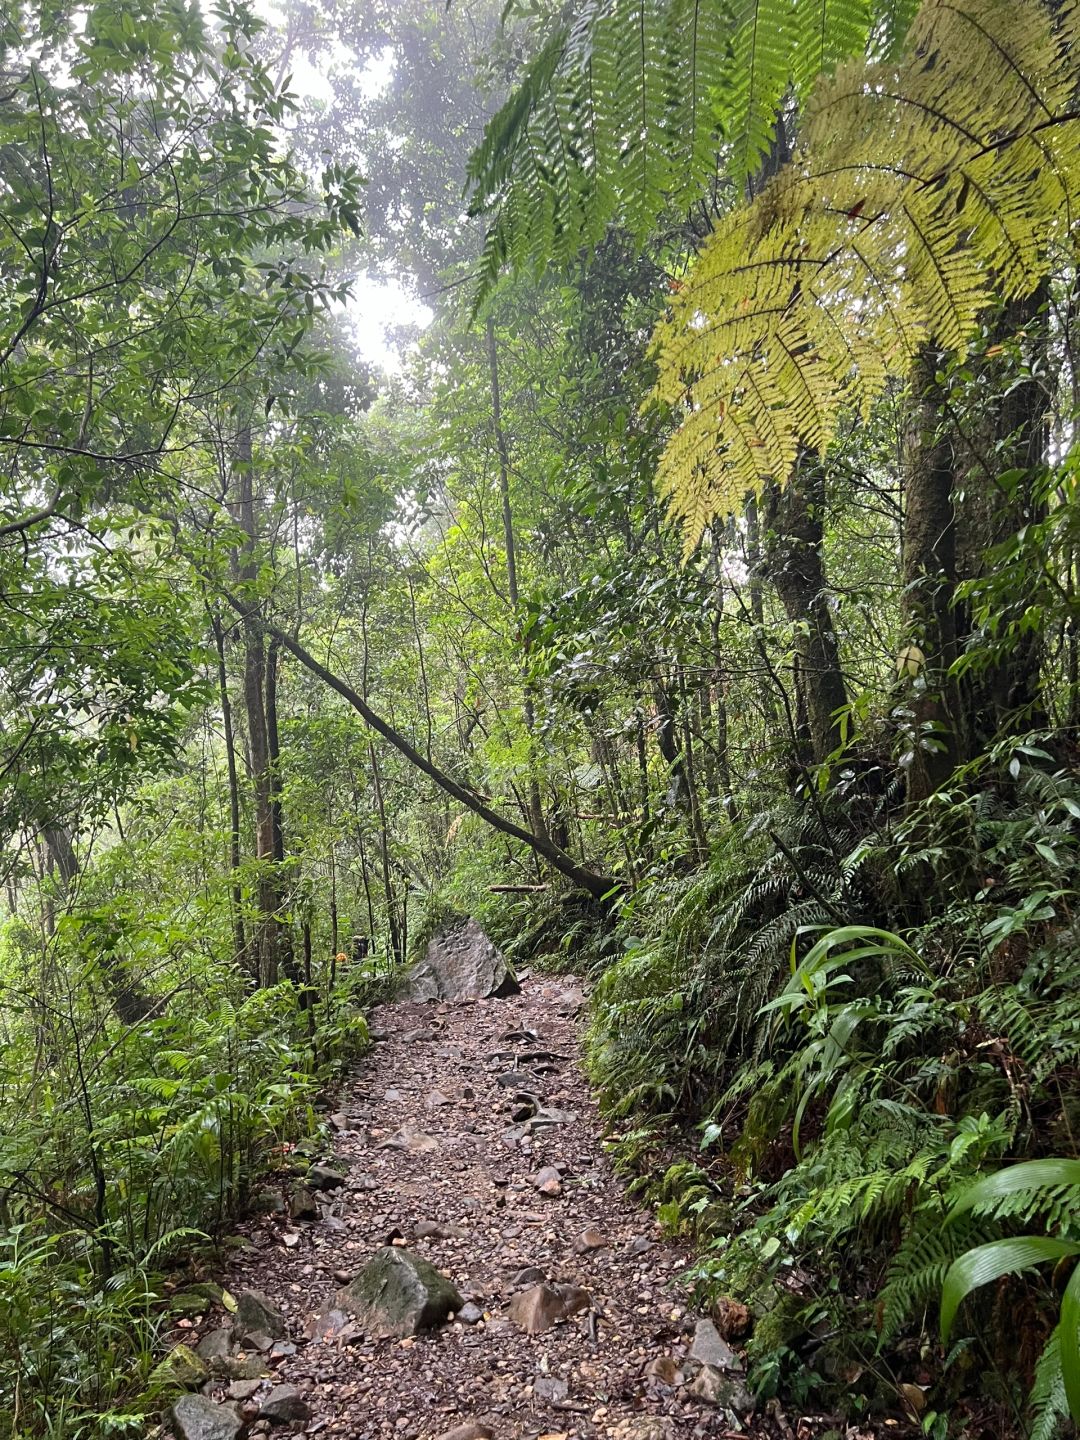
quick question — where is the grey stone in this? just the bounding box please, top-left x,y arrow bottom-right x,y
402,917 -> 520,1002
688,1364 -> 755,1415
458,1301 -> 483,1324
260,1384 -> 312,1425
380,1125 -> 440,1153
171,1395 -> 242,1440
529,1107 -> 574,1129
250,1188 -> 285,1216
512,1265 -> 546,1288
227,1379 -> 262,1401
532,1165 -> 563,1197
335,1246 -> 463,1338
533,1375 -> 569,1403
221,1354 -> 269,1381
307,1164 -> 345,1191
415,1219 -> 468,1240
688,1318 -> 741,1372
289,1182 -> 319,1221
195,1328 -> 234,1363
235,1290 -> 285,1342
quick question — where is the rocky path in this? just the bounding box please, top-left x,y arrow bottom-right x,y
173,975 -> 776,1440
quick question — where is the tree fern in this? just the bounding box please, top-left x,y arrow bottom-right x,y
652,0 -> 1080,544
467,0 -> 896,305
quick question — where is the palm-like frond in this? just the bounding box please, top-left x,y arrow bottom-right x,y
467,0 -> 893,304
652,0 -> 1080,543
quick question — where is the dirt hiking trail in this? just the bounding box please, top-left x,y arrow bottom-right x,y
183,974 -> 821,1440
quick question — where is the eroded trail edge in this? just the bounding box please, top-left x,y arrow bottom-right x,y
186,976 -> 758,1440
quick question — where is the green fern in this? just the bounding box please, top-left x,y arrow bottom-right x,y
652,0 -> 1080,540
467,0 -> 899,306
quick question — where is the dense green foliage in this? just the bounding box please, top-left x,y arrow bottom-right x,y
2,0 -> 1080,1435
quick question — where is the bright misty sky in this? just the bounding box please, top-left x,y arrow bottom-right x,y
252,0 -> 434,375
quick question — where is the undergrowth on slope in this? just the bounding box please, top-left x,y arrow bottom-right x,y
0,930 -> 372,1438
581,745 -> 1080,1437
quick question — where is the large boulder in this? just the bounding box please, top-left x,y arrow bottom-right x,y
335,1246 -> 463,1337
402,918 -> 519,1002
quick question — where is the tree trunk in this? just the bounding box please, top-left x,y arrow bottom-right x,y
210,608 -> 247,971
764,462 -> 849,766
369,741 -> 403,965
952,288 -> 1049,750
487,315 -> 549,848
265,638 -> 297,983
235,421 -> 280,986
901,293 -> 1050,794
901,347 -> 960,800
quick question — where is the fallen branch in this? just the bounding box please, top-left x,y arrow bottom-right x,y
225,597 -> 619,903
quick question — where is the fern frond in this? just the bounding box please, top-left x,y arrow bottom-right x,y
879,1210 -> 985,1343
653,0 -> 1080,543
467,0 -> 895,302
1030,1329 -> 1069,1440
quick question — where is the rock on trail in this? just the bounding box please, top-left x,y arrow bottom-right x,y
401,916 -> 520,1001
167,963 -> 765,1439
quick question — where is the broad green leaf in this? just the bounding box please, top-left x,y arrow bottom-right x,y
948,1160 -> 1080,1219
941,1238 -> 1080,1343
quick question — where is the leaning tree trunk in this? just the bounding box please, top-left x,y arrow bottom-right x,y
235,608 -> 618,903
764,461 -> 849,767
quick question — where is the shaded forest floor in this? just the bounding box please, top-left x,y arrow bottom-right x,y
169,976 -> 885,1440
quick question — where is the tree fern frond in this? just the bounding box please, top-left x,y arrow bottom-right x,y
653,0 -> 1080,543
467,0 -> 895,302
